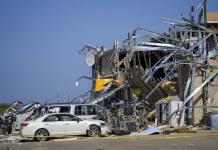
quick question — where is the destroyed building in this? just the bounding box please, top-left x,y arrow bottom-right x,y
76,3 -> 218,134
3,2 -> 218,136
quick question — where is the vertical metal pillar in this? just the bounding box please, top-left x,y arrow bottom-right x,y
188,63 -> 195,125
203,0 -> 207,27
91,52 -> 99,99
202,0 -> 208,115
202,39 -> 208,115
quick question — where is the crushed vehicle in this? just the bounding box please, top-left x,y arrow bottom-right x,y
4,115 -> 16,134
20,113 -> 108,141
3,101 -> 42,134
3,101 -> 23,134
15,102 -> 41,130
3,101 -> 23,118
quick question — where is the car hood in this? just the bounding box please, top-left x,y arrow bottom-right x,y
83,119 -> 105,125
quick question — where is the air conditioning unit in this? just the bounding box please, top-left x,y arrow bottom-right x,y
205,112 -> 218,130
156,100 -> 185,128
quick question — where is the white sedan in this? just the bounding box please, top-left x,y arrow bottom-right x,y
20,113 -> 108,141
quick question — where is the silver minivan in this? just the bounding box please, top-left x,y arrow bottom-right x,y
44,104 -> 101,120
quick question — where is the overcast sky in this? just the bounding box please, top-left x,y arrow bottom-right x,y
0,0 -> 218,104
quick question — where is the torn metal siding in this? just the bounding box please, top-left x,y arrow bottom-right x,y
76,6 -> 218,133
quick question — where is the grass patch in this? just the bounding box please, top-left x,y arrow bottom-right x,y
0,103 -> 10,115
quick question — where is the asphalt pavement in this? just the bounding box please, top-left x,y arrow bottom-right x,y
1,131 -> 218,150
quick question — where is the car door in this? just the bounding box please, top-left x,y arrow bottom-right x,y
42,114 -> 66,136
60,114 -> 88,135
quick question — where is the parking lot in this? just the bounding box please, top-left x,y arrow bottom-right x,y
1,131 -> 218,150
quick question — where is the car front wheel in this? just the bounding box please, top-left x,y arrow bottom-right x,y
35,128 -> 49,141
87,125 -> 100,137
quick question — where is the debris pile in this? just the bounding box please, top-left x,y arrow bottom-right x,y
76,4 -> 218,134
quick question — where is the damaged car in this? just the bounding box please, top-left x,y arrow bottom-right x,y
20,113 -> 108,141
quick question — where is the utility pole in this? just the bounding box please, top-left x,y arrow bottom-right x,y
67,94 -> 70,103
45,97 -> 48,105
56,93 -> 60,103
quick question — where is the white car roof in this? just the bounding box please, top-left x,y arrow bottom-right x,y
32,113 -> 78,122
46,104 -> 97,107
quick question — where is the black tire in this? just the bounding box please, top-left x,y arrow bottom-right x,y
87,125 -> 100,137
35,128 -> 49,141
